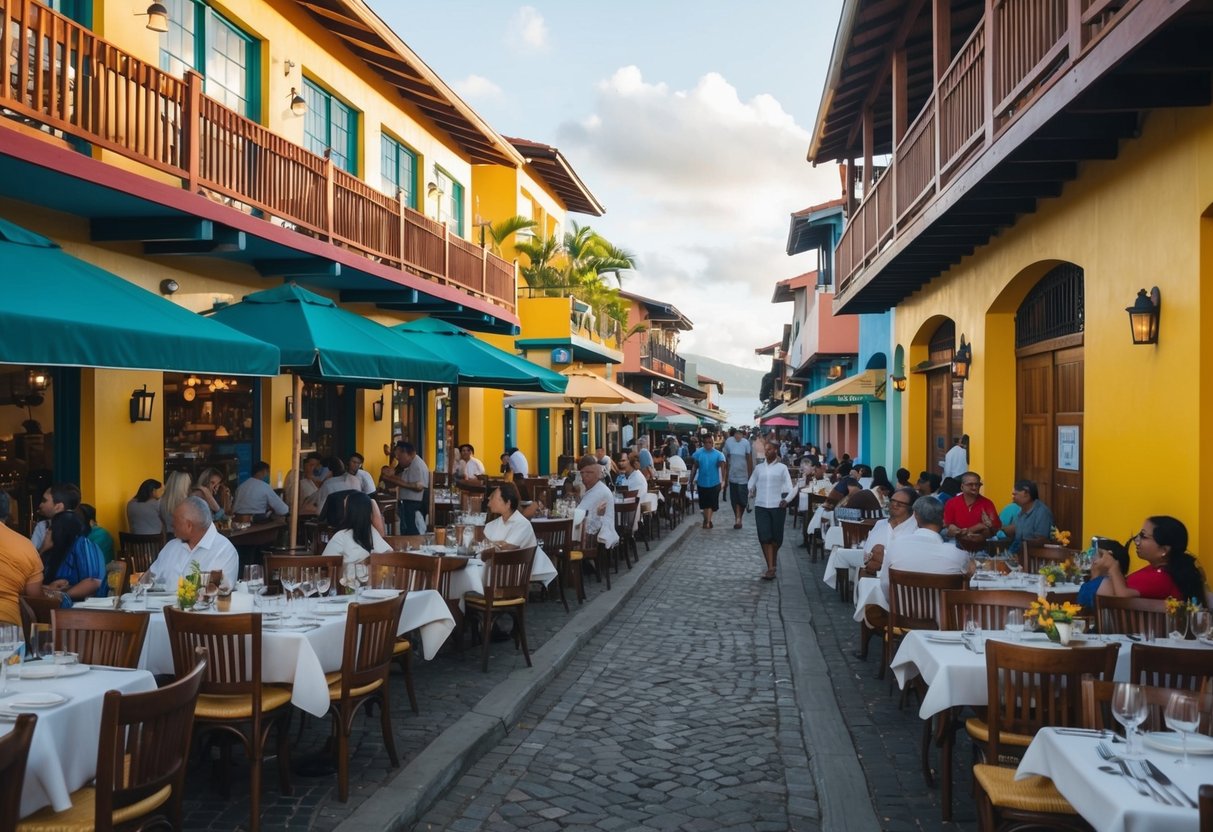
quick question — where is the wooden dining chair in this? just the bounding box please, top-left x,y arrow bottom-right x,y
51,608 -> 150,668
436,555 -> 470,632
323,593 -> 406,801
162,610 -> 293,832
16,653 -> 205,832
263,554 -> 343,594
835,520 -> 875,600
612,498 -> 639,570
118,532 -> 164,575
20,594 -> 56,626
0,713 -> 35,832
1095,595 -> 1168,636
1022,541 -> 1081,574
368,551 -> 439,592
1201,785 -> 1213,829
464,546 -> 536,672
1082,677 -> 1213,736
970,641 -> 1119,832
883,568 -> 967,678
941,589 -> 1037,631
1129,641 -> 1213,703
383,534 -> 424,551
531,517 -> 573,612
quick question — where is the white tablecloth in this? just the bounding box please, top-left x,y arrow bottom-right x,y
129,589 -> 454,717
806,505 -> 831,534
823,547 -> 865,590
969,573 -> 1081,595
0,665 -> 156,818
1017,727 -> 1208,831
853,576 -> 887,622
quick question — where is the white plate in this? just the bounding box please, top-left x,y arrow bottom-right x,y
924,632 -> 965,643
1143,731 -> 1213,756
362,589 -> 399,599
18,662 -> 88,680
77,598 -> 117,609
7,692 -> 69,708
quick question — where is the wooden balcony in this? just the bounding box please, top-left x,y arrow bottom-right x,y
831,0 -> 1211,313
0,0 -> 515,313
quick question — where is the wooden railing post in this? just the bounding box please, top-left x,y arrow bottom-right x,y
397,191 -> 408,267
442,222 -> 450,285
481,243 -> 488,295
984,0 -> 996,144
323,155 -> 335,242
182,70 -> 202,192
1067,0 -> 1083,56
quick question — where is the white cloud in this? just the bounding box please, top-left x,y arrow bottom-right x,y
507,6 -> 548,52
556,66 -> 838,366
452,74 -> 503,102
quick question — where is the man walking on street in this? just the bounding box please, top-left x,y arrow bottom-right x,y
723,428 -> 753,530
689,435 -> 727,530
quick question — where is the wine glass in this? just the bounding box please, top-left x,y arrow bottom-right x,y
279,567 -> 300,615
1005,610 -> 1025,642
243,565 -> 264,595
340,562 -> 358,595
1166,691 -> 1200,767
1112,683 -> 1148,760
0,624 -> 23,694
1191,609 -> 1212,642
316,569 -> 331,599
354,562 -> 370,599
131,571 -> 152,609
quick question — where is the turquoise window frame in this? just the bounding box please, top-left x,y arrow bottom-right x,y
303,78 -> 358,174
380,133 -> 418,209
435,166 -> 465,237
159,0 -> 260,120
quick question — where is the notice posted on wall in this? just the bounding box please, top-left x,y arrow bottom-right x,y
1057,426 -> 1079,471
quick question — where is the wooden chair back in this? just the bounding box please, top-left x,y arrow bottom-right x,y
0,713 -> 35,832
1023,541 -> 1081,574
1202,785 -> 1213,828
531,518 -> 573,560
368,551 -> 440,592
94,650 -> 205,829
436,555 -> 469,620
163,608 -> 262,698
51,608 -> 150,668
984,538 -> 1010,558
1083,677 -> 1213,735
1130,642 -> 1213,691
614,499 -> 638,534
983,640 -> 1119,761
373,494 -> 397,530
338,594 -> 405,697
383,534 -> 424,551
942,589 -> 1038,631
22,593 -> 57,626
264,554 -> 343,593
431,472 -> 450,489
887,568 -> 967,632
310,523 -> 336,555
118,532 -> 163,573
1095,595 -> 1168,636
841,520 -> 876,550
483,546 -> 536,603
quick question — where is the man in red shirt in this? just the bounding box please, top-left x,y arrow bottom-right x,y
943,471 -> 1000,552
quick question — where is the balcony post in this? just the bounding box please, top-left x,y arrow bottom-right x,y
984,0 -> 995,144
182,70 -> 203,192
442,222 -> 450,285
323,156 -> 335,242
1067,0 -> 1083,56
397,191 -> 408,268
482,243 -> 488,296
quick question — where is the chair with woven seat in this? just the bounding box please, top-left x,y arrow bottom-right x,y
163,609 -> 292,832
323,593 -> 406,801
263,554 -> 343,595
942,589 -> 1037,632
0,713 -> 35,832
118,532 -> 164,576
464,546 -> 536,672
17,653 -> 205,832
969,640 -> 1119,832
530,518 -> 573,612
1095,595 -> 1168,637
51,608 -> 150,669
882,568 -> 967,678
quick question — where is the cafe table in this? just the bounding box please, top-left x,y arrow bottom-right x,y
969,571 -> 1082,596
1017,727 -> 1210,831
823,546 -> 865,591
125,589 -> 454,717
852,576 -> 887,622
0,663 -> 156,819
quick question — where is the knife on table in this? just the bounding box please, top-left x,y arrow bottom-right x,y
1145,759 -> 1197,808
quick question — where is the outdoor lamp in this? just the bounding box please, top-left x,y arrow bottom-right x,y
1126,287 -> 1161,345
827,364 -> 844,380
289,88 -> 307,117
142,2 -> 168,32
285,395 -> 294,423
129,386 -> 156,422
891,375 -> 907,392
27,368 -> 49,392
372,395 -> 384,422
951,336 -> 972,381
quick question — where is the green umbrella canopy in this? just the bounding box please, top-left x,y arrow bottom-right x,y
640,413 -> 700,431
208,284 -> 457,383
0,219 -> 279,375
392,318 -> 567,393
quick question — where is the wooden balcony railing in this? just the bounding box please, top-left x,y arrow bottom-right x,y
0,0 -> 515,314
640,339 -> 685,381
835,0 -> 1138,299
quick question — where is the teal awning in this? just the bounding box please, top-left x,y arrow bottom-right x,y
392,318 -> 567,393
207,284 -> 457,383
0,219 -> 279,375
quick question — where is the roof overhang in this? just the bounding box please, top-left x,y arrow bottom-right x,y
619,291 -> 693,330
772,271 -> 818,303
506,136 -> 605,216
515,335 -> 622,365
786,201 -> 846,256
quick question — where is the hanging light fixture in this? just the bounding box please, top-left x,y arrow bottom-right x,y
951,336 -> 972,381
891,375 -> 907,392
142,2 -> 169,32
129,385 -> 156,422
289,87 -> 307,116
285,395 -> 294,423
26,368 -> 49,392
1126,287 -> 1161,345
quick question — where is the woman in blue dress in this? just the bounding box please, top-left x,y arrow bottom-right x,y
41,511 -> 106,607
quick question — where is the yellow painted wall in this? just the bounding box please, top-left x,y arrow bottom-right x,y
352,384 -> 391,468
892,104 -> 1213,570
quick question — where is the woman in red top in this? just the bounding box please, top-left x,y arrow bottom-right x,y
1096,516 -> 1205,602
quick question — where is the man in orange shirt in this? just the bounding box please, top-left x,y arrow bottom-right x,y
0,491 -> 44,627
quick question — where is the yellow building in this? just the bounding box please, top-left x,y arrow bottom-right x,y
810,1 -> 1213,566
0,0 -> 534,535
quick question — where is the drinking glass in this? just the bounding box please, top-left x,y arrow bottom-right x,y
279,567 -> 300,615
316,570 -> 331,598
354,562 -> 370,598
1166,692 -> 1201,766
340,563 -> 358,595
29,623 -> 53,662
131,572 -> 151,609
0,624 -> 22,694
243,565 -> 265,595
1191,609 -> 1213,642
1112,683 -> 1148,759
298,567 -> 316,612
1005,610 -> 1025,642
1167,610 -> 1190,642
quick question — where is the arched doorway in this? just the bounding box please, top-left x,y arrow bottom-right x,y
923,320 -> 962,476
1015,263 -> 1084,541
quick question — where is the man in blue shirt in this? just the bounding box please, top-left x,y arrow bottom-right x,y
689,435 -> 728,529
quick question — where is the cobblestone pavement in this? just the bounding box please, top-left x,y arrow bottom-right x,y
176,528 -> 672,832
791,540 -> 978,831
412,521 -> 819,832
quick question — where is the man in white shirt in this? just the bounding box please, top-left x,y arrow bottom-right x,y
879,496 -> 971,595
747,441 -> 793,580
941,434 -> 969,481
452,444 -> 486,483
150,496 -> 240,587
348,453 -> 377,494
575,454 -> 618,550
232,462 -> 289,517
507,447 -> 529,478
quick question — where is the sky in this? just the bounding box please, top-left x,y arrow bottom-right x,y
367,1 -> 846,371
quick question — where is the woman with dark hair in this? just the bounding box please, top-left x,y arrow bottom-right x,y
41,510 -> 106,607
78,503 -> 115,564
127,478 -> 163,535
870,466 -> 894,500
895,468 -> 912,489
1077,537 -> 1130,608
483,483 -> 537,549
1097,515 -> 1206,602
323,491 -> 391,564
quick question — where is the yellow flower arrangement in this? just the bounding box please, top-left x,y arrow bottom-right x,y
176,560 -> 202,610
1039,559 -> 1079,586
1164,596 -> 1201,615
1026,597 -> 1083,641
1050,526 -> 1071,547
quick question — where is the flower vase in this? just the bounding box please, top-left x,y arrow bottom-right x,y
1049,623 -> 1072,645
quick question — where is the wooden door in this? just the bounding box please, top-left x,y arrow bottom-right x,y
1016,353 -> 1053,504
1016,345 -> 1083,542
927,369 -> 950,475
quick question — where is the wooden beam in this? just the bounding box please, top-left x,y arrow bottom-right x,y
91,217 -> 213,242
1071,71 -> 1212,112
892,47 -> 908,145
933,0 -> 951,82
1008,138 -> 1120,162
255,259 -> 342,278
144,229 -> 244,255
986,162 -> 1079,182
844,0 -> 930,151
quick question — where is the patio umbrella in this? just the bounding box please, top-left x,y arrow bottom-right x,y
390,318 -> 567,392
208,283 -> 458,546
0,218 -> 279,375
640,413 -> 700,432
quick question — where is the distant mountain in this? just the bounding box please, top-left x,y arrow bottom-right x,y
683,353 -> 765,397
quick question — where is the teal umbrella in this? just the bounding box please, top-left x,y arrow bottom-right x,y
640,413 -> 699,431
391,318 -> 567,392
0,218 -> 279,375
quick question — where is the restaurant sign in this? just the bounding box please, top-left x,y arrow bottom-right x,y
551,347 -> 572,364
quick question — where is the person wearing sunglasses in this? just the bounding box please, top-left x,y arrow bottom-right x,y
1096,516 -> 1205,602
